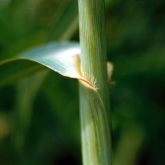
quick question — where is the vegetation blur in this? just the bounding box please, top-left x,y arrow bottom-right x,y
0,0 -> 165,164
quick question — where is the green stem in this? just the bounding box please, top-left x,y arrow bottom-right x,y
78,0 -> 112,165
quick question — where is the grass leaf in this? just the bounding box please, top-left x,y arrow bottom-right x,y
0,42 -> 81,86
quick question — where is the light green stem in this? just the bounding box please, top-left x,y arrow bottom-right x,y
78,0 -> 112,165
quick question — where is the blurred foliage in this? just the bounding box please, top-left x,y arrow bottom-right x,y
0,0 -> 165,165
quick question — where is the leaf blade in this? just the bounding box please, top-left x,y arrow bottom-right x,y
0,42 -> 81,86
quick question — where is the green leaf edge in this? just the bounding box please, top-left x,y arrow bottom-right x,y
0,42 -> 81,86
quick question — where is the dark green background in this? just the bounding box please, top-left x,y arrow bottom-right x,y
0,0 -> 165,164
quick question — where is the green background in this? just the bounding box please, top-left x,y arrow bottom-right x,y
0,0 -> 165,164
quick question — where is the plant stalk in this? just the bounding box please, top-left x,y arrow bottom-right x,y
78,0 -> 112,165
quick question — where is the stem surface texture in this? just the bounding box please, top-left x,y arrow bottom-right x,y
78,0 -> 112,165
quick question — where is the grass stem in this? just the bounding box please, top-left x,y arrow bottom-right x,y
78,0 -> 112,164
